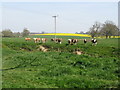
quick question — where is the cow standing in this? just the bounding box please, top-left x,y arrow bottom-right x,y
68,39 -> 78,45
56,38 -> 62,44
33,38 -> 41,43
68,39 -> 72,45
25,38 -> 31,41
91,39 -> 97,46
51,38 -> 62,44
84,39 -> 87,44
72,39 -> 78,45
51,38 -> 55,41
41,38 -> 47,43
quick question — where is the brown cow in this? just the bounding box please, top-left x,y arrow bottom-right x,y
25,38 -> 31,41
33,38 -> 41,43
41,38 -> 47,43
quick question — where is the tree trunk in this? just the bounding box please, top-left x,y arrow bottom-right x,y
92,36 -> 94,38
109,36 -> 111,38
106,35 -> 108,39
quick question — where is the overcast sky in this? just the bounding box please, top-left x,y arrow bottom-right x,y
1,1 -> 118,33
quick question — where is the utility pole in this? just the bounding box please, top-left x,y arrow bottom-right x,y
52,15 -> 58,39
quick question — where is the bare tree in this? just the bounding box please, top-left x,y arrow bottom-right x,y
100,21 -> 118,38
22,28 -> 30,37
89,22 -> 101,38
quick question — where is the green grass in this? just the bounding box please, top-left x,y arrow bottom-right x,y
2,36 -> 120,88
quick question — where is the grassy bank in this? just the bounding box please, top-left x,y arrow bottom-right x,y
2,36 -> 120,88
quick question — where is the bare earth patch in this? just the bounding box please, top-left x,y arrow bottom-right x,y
73,49 -> 83,55
37,45 -> 48,52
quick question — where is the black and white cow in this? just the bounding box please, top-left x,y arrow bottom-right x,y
51,38 -> 55,41
68,39 -> 78,45
56,38 -> 62,44
91,39 -> 97,45
51,38 -> 62,44
83,39 -> 87,44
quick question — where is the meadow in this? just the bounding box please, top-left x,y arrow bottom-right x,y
2,35 -> 120,88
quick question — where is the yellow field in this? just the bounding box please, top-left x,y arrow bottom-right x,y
96,36 -> 120,38
30,33 -> 120,38
30,33 -> 91,37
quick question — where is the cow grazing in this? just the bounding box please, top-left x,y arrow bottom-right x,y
94,39 -> 97,45
51,38 -> 62,44
91,39 -> 97,46
68,39 -> 72,45
51,38 -> 55,41
84,39 -> 87,44
33,38 -> 41,43
25,38 -> 31,41
55,38 -> 62,44
41,38 -> 47,43
33,38 -> 37,43
68,39 -> 78,45
72,39 -> 78,45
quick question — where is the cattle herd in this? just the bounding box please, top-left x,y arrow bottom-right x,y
25,37 -> 98,45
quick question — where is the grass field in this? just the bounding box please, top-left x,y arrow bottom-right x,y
2,35 -> 120,88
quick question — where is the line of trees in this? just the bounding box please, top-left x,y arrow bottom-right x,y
88,20 -> 119,38
1,20 -> 119,38
1,28 -> 30,37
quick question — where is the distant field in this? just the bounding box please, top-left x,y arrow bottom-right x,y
2,36 -> 120,88
29,35 -> 90,39
30,33 -> 120,38
30,33 -> 91,37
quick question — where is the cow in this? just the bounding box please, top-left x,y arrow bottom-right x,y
33,38 -> 41,43
25,38 -> 31,41
68,39 -> 72,45
91,39 -> 97,46
68,39 -> 78,45
84,39 -> 87,44
72,39 -> 78,45
51,38 -> 55,41
55,38 -> 62,44
51,38 -> 62,44
41,38 -> 47,43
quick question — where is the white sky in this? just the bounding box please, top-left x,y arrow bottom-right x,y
1,0 -> 119,2
1,0 -> 119,33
